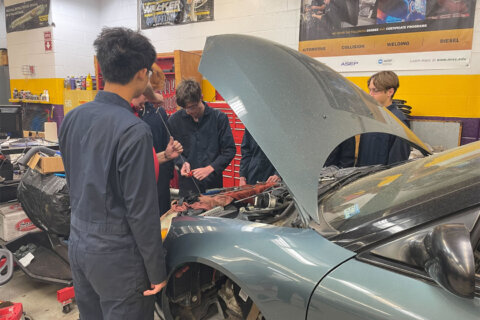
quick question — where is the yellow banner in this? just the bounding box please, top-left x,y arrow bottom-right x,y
299,29 -> 473,58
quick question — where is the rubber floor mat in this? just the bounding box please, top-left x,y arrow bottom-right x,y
25,246 -> 71,280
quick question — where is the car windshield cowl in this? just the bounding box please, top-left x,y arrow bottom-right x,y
317,165 -> 396,208
308,165 -> 392,236
327,177 -> 480,252
315,142 -> 480,250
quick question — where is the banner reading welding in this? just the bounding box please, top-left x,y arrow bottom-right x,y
299,0 -> 477,71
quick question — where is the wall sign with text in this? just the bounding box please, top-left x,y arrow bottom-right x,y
299,0 -> 477,71
140,0 -> 214,29
5,0 -> 50,33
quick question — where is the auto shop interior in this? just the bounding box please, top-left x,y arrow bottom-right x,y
0,0 -> 479,319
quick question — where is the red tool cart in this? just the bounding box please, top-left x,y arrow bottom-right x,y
209,101 -> 245,188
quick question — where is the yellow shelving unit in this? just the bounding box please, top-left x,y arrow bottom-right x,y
9,99 -> 52,104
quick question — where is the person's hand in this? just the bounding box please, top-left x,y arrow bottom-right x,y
131,94 -> 146,110
180,162 -> 191,176
239,177 -> 247,186
165,137 -> 183,160
266,174 -> 281,183
192,166 -> 214,181
143,280 -> 167,296
149,92 -> 164,106
143,83 -> 164,105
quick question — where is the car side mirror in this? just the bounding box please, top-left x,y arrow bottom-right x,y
422,224 -> 475,299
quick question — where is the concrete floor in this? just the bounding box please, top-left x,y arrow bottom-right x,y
0,269 -> 79,319
1,269 -> 164,320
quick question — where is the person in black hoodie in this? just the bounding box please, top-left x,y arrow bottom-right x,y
357,71 -> 411,166
132,94 -> 182,215
239,129 -> 280,186
168,79 -> 235,197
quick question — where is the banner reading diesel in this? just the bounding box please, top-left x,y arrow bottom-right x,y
140,0 -> 214,29
5,0 -> 50,33
299,0 -> 477,71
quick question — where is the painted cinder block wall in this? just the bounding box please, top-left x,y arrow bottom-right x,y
99,0 -> 480,144
97,0 -> 480,122
4,0 -> 480,143
0,0 -> 7,48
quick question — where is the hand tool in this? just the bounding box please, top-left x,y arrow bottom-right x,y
157,109 -> 202,194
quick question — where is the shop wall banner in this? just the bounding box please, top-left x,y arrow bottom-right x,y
5,0 -> 50,33
299,0 -> 477,71
140,0 -> 214,29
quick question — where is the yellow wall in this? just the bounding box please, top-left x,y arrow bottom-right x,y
63,89 -> 97,114
10,78 -> 65,105
10,76 -> 480,119
202,79 -> 216,102
347,74 -> 480,118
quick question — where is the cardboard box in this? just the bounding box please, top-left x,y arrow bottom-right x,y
23,131 -> 45,138
27,153 -> 64,174
0,202 -> 39,241
0,49 -> 8,66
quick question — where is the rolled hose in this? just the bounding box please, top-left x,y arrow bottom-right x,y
17,146 -> 58,167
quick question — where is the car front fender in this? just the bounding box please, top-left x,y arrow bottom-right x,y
163,216 -> 354,320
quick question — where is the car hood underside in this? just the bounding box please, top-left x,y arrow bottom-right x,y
199,34 -> 430,223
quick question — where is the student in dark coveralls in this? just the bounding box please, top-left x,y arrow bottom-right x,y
59,27 -> 173,319
239,129 -> 280,186
168,79 -> 235,197
357,71 -> 411,166
131,94 -> 182,215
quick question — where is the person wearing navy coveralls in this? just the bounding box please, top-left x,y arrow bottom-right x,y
168,79 -> 235,197
59,27 -> 181,319
357,71 -> 411,166
239,129 -> 280,186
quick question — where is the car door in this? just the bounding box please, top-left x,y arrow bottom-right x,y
307,258 -> 480,320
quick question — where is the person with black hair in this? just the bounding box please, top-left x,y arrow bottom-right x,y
168,79 -> 235,197
59,27 -> 167,319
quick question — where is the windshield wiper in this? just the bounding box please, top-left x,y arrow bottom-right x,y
317,165 -> 387,203
310,165 -> 388,237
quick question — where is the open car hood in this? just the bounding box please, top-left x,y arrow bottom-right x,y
199,34 -> 430,224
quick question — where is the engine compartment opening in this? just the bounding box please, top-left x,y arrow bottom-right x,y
160,263 -> 265,320
162,183 -> 305,235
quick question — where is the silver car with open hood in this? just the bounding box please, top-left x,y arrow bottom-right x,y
158,34 -> 480,320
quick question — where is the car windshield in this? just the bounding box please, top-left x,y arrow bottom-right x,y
321,142 -> 480,232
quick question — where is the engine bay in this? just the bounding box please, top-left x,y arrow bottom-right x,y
167,183 -> 304,229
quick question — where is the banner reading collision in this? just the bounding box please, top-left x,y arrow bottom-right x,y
140,0 -> 214,29
299,0 -> 477,71
5,0 -> 50,33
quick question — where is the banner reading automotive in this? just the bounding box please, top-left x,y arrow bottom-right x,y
5,0 -> 50,33
140,0 -> 214,29
299,0 -> 477,71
